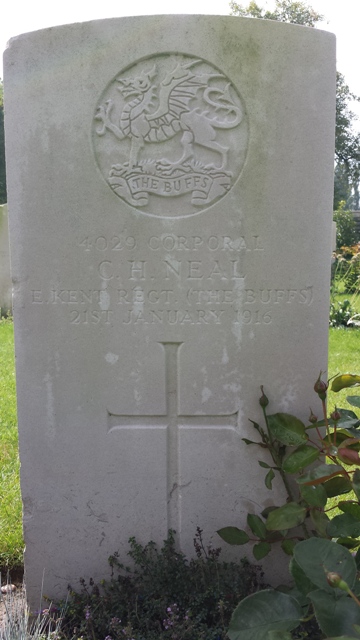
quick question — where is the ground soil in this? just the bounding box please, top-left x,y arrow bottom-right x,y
0,567 -> 24,627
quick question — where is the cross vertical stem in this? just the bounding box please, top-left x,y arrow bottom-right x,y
163,341 -> 183,536
107,340 -> 238,545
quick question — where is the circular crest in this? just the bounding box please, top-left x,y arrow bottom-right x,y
93,54 -> 248,217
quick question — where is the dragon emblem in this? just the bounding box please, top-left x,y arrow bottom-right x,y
93,54 -> 248,217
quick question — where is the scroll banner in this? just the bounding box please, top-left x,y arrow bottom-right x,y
109,170 -> 231,206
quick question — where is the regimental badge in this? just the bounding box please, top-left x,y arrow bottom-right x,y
93,54 -> 249,218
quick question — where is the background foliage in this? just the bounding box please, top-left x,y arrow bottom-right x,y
61,529 -> 263,640
335,72 -> 360,210
230,0 -> 323,26
333,201 -> 358,249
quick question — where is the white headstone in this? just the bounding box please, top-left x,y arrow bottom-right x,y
4,16 -> 335,607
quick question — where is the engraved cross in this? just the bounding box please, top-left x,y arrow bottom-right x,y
107,342 -> 239,533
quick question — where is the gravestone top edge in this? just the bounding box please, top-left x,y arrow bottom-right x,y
3,13 -> 335,55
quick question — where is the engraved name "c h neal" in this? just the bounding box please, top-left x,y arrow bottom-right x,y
97,259 -> 244,281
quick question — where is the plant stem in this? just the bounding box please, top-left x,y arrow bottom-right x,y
262,406 -> 294,503
321,398 -> 331,441
262,405 -> 310,538
347,587 -> 360,608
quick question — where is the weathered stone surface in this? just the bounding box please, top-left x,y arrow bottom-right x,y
4,15 -> 335,606
0,204 -> 12,315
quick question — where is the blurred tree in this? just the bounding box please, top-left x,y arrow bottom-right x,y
230,0 -> 323,26
334,73 -> 360,210
333,200 -> 358,248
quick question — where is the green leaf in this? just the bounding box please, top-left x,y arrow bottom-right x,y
323,430 -> 354,447
341,428 -> 360,439
293,538 -> 357,593
247,514 -> 267,540
352,469 -> 360,501
355,548 -> 360,570
281,539 -> 297,556
300,483 -> 327,507
228,589 -> 302,640
261,505 -> 279,519
327,514 -> 360,538
253,541 -> 271,560
332,374 -> 360,392
339,502 -> 360,520
265,468 -> 275,490
336,538 -> 360,550
266,503 -> 306,531
308,590 -> 360,638
289,558 -> 317,596
339,409 -> 360,421
277,585 -> 310,609
313,410 -> 360,433
297,463 -> 345,486
266,531 -> 287,543
267,413 -> 308,446
347,396 -> 360,409
268,632 -> 292,640
217,526 -> 249,545
259,460 -> 272,468
282,444 -> 319,474
335,409 -> 360,435
324,476 -> 353,498
310,508 -> 330,538
326,637 -> 360,640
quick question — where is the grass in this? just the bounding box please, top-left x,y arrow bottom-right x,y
328,325 -> 360,411
1,310 -> 360,570
0,317 -> 23,569
328,266 -> 360,396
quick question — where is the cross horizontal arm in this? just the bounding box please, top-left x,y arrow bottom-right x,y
107,410 -> 239,433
